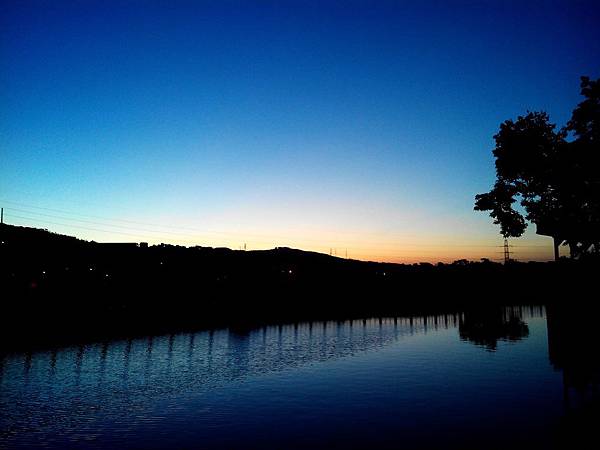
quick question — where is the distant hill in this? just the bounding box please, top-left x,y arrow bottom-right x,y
0,223 -> 596,349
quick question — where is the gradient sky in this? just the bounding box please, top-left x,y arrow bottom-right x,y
2,0 -> 599,262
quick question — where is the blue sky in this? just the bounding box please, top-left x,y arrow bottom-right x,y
2,0 -> 599,262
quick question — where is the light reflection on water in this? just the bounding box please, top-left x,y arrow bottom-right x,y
0,305 -> 597,449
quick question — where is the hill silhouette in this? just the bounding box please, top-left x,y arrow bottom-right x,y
0,223 -> 597,349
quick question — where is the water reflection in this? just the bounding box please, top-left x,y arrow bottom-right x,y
459,306 -> 530,351
1,317 -> 446,392
0,305 -> 598,449
0,314 -> 460,446
546,304 -> 600,410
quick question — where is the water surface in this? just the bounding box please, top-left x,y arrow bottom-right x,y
1,305 -> 598,449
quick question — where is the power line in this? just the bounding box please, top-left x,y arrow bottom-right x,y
6,214 -> 166,240
0,199 -> 549,248
1,201 -> 382,246
4,207 -> 202,237
5,210 -> 554,262
6,203 -> 525,249
0,199 -> 408,240
0,201 -> 266,238
4,212 -> 294,248
0,199 -> 554,262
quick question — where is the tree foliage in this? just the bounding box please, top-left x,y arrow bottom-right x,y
475,76 -> 600,257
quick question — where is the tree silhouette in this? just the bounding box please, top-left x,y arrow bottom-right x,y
475,77 -> 600,260
564,76 -> 600,257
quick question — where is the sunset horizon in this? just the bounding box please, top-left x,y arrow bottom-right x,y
3,2 -> 596,264
2,2 -> 599,449
1,199 -> 557,264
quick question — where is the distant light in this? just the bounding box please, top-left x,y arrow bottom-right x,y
42,270 -> 46,275
289,270 -> 293,274
89,267 -> 93,271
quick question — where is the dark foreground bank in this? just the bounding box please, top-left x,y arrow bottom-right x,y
1,223 -> 598,349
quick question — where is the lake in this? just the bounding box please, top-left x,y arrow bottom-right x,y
1,305 -> 598,449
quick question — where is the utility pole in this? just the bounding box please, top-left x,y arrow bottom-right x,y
1,207 -> 3,225
503,238 -> 510,264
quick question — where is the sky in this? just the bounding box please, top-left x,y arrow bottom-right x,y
1,0 -> 599,263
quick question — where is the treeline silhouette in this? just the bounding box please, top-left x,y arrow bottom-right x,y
1,223 -> 597,348
475,76 -> 600,259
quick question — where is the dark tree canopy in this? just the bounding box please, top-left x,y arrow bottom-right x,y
474,180 -> 526,238
565,76 -> 600,252
567,76 -> 600,143
474,111 -> 566,238
475,76 -> 600,259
